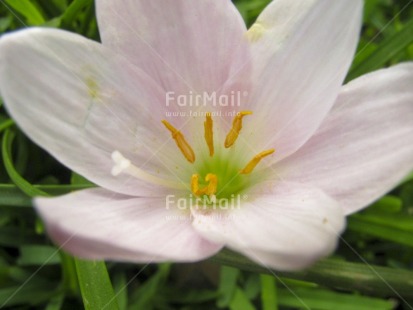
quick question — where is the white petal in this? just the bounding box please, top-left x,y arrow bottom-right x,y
278,63 -> 413,215
0,28 -> 183,196
35,188 -> 222,262
191,182 -> 344,271
97,0 -> 251,105
244,0 -> 362,161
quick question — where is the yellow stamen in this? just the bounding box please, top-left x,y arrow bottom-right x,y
204,113 -> 214,156
162,120 -> 195,163
225,111 -> 252,148
240,149 -> 275,174
191,173 -> 218,198
205,173 -> 218,196
191,174 -> 202,195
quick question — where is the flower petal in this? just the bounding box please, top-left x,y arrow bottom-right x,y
96,0 -> 251,101
0,28 -> 183,196
277,63 -> 413,215
35,188 -> 222,262
245,0 -> 362,161
191,182 -> 344,271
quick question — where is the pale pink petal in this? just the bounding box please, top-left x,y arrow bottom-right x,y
97,0 -> 251,109
35,188 -> 222,262
243,0 -> 362,161
277,63 -> 413,215
191,182 -> 344,271
0,28 -> 184,196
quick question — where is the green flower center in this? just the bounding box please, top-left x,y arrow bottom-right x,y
162,111 -> 274,202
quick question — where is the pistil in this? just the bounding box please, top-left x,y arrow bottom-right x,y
111,151 -> 186,189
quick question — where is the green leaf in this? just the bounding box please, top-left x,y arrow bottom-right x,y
217,266 -> 240,308
0,16 -> 13,32
401,171 -> 413,184
113,272 -> 128,310
348,216 -> 413,247
17,245 -> 61,266
75,259 -> 119,310
61,0 -> 93,27
71,172 -> 94,186
4,0 -> 45,25
0,184 -> 94,207
348,17 -> 413,80
0,184 -> 32,207
229,288 -> 256,310
129,264 -> 170,310
45,293 -> 65,310
243,273 -> 260,300
0,226 -> 44,247
0,283 -> 57,307
60,252 -> 80,297
260,275 -> 277,310
277,287 -> 395,310
2,130 -> 48,197
364,195 -> 402,213
164,288 -> 218,304
211,249 -> 413,298
0,119 -> 14,134
353,212 -> 413,231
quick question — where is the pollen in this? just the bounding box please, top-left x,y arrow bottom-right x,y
191,173 -> 218,198
240,149 -> 275,174
204,113 -> 214,156
162,120 -> 196,163
225,111 -> 252,148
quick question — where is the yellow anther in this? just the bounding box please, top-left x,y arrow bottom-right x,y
191,174 -> 202,195
204,113 -> 214,156
205,173 -> 218,196
162,120 -> 195,163
225,111 -> 253,148
191,173 -> 218,198
240,149 -> 275,174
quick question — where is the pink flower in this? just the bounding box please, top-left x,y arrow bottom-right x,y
0,0 -> 412,271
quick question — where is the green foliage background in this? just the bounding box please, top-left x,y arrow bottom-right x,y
0,0 -> 413,309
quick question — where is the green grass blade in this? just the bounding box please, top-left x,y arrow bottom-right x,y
348,217 -> 413,247
0,184 -> 95,207
217,266 -> 240,308
212,249 -> 413,298
75,259 -> 119,310
17,245 -> 60,266
4,0 -> 45,25
129,264 -> 170,309
0,119 -> 14,133
61,0 -> 93,27
260,274 -> 277,310
229,288 -> 256,310
348,18 -> 413,80
2,130 -> 48,197
277,287 -> 395,310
